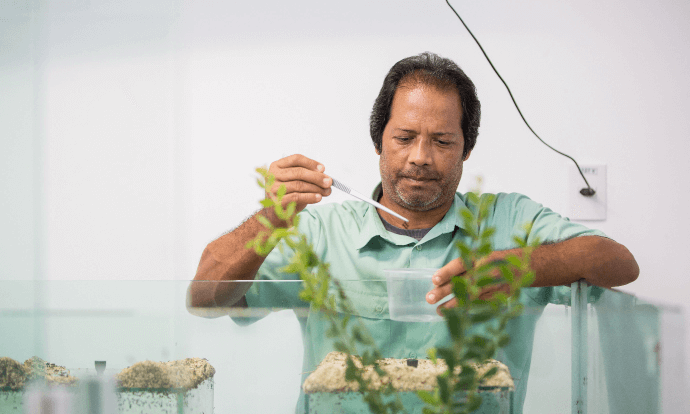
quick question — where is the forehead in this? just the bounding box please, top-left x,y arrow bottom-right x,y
389,83 -> 463,129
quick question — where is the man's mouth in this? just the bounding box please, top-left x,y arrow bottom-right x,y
400,177 -> 438,188
401,176 -> 437,182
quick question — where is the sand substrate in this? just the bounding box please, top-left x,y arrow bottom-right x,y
303,352 -> 513,393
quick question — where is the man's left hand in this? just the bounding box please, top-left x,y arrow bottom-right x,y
425,251 -> 519,316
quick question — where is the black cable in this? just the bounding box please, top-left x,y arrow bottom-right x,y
445,0 -> 595,196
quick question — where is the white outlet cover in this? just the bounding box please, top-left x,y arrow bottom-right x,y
568,164 -> 606,221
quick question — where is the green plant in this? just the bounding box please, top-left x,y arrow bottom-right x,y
415,193 -> 537,414
247,168 -> 536,414
247,167 -> 404,413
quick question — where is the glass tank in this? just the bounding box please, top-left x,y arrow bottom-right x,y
0,280 -> 685,413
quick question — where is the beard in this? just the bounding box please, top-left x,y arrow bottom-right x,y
379,151 -> 464,212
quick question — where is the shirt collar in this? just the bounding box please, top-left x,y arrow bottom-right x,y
354,190 -> 472,250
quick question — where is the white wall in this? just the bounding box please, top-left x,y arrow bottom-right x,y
2,0 -> 689,407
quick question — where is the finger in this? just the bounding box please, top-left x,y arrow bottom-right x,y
432,258 -> 467,287
427,259 -> 468,304
272,154 -> 326,174
272,166 -> 332,190
477,284 -> 511,301
426,280 -> 455,305
436,297 -> 457,316
270,181 -> 332,197
281,192 -> 324,208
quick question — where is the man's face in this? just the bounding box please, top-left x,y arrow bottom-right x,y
378,82 -> 469,213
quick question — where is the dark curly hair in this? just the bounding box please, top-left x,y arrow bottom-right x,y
369,52 -> 480,159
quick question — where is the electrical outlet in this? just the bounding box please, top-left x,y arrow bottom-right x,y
568,164 -> 606,221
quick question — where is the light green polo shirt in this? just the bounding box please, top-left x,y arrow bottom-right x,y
240,192 -> 608,413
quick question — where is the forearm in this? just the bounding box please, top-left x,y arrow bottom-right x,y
495,236 -> 639,288
189,208 -> 284,308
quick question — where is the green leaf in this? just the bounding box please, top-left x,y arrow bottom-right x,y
362,351 -> 377,366
274,202 -> 286,220
497,334 -> 511,348
273,228 -> 289,239
492,292 -> 508,305
512,235 -> 527,248
455,374 -> 475,390
260,198 -> 273,208
505,255 -> 522,268
470,310 -> 494,324
256,177 -> 266,189
427,348 -> 438,364
305,250 -> 319,267
485,343 -> 497,359
244,239 -> 255,250
480,366 -> 498,381
499,266 -> 514,283
437,348 -> 456,373
480,193 -> 496,207
466,192 -> 480,206
470,336 -> 489,349
446,308 -> 462,339
437,375 -> 450,404
333,342 -> 349,353
276,184 -> 287,199
456,243 -> 474,270
352,326 -> 365,343
417,390 -> 438,405
460,209 -> 477,228
479,227 -> 495,241
465,393 -> 482,412
458,364 -> 476,379
463,225 -> 478,240
521,271 -> 536,287
285,201 -> 296,219
266,176 -> 275,188
463,349 -> 483,361
280,262 -> 300,275
452,277 -> 469,307
475,276 -> 496,288
477,242 -> 493,257
256,214 -> 274,230
345,358 -> 358,381
521,221 -> 533,234
298,290 -> 312,302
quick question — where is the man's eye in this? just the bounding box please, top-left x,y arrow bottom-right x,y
395,137 -> 412,142
437,140 -> 451,146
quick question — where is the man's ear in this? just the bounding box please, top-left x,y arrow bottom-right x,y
375,146 -> 381,156
463,149 -> 472,161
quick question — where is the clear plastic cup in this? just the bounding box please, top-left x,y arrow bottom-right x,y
384,268 -> 443,322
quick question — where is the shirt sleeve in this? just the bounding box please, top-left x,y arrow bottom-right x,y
236,208 -> 323,324
506,193 -> 608,245
494,193 -> 609,306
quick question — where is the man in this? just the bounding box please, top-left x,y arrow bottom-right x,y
190,52 -> 638,413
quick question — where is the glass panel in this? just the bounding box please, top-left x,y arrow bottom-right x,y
1,280 -> 575,414
585,282 -> 685,414
523,302 -> 572,413
1,280 -> 684,413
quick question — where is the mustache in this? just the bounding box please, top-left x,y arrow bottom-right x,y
397,167 -> 441,181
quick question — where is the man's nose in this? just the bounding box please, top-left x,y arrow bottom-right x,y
409,138 -> 433,166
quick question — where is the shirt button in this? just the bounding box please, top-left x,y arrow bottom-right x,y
375,305 -> 383,313
416,245 -> 422,250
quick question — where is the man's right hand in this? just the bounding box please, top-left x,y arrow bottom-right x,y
189,154 -> 332,310
266,154 -> 332,215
